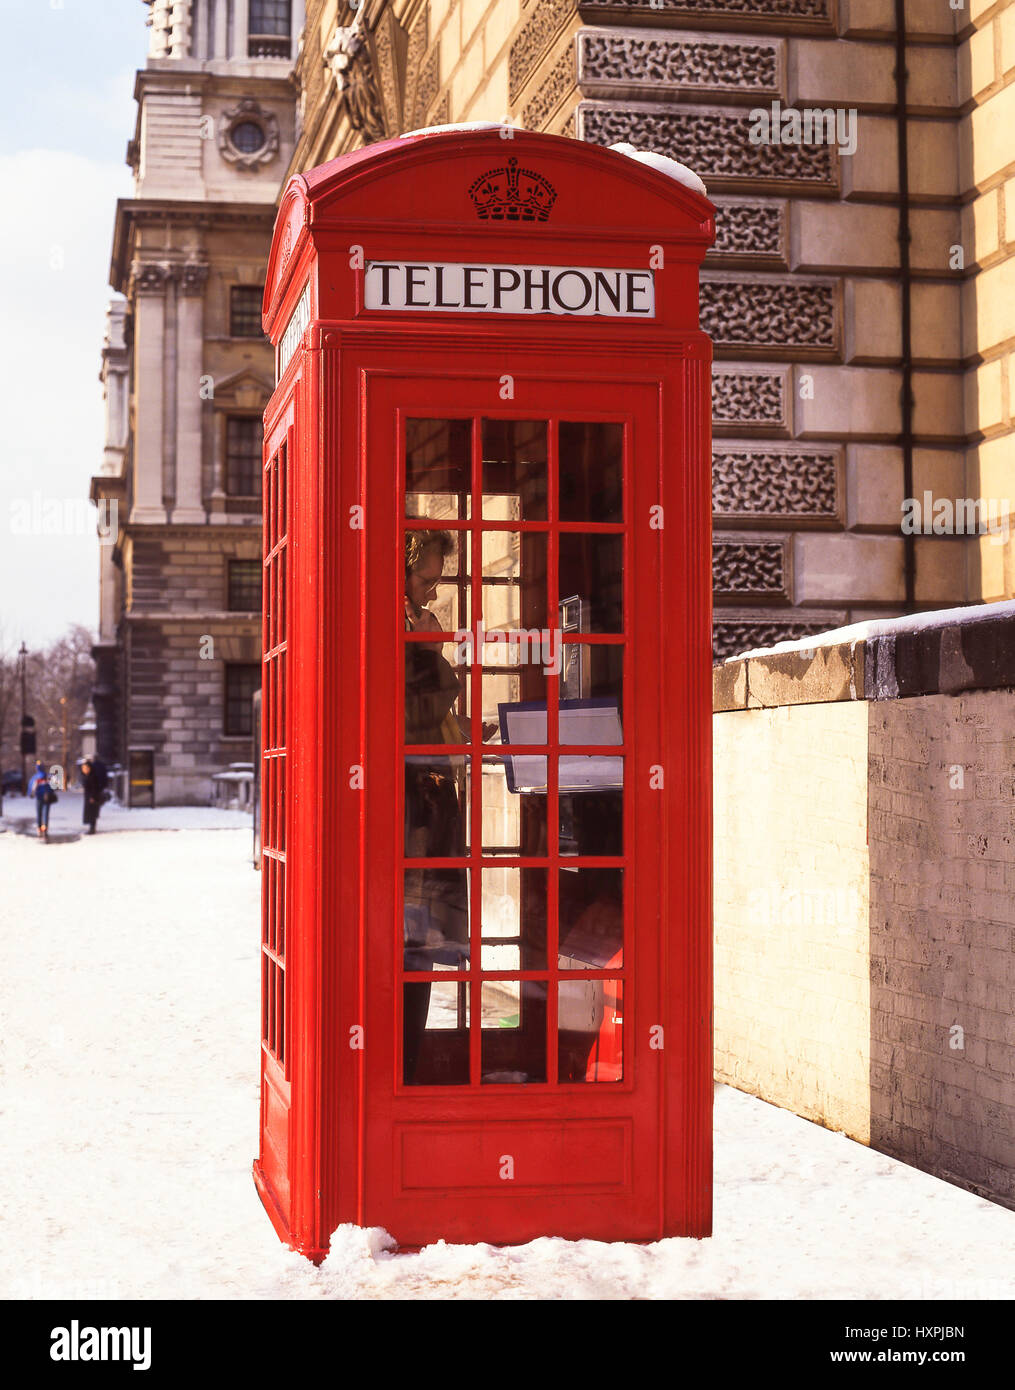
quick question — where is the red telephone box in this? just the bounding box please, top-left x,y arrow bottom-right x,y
255,127 -> 714,1258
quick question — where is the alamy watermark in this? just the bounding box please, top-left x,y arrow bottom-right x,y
453,622 -> 561,675
748,99 -> 858,157
9,493 -> 118,544
901,493 -> 1011,544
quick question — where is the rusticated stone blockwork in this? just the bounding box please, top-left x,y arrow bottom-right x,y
580,0 -> 831,19
701,278 -> 839,354
510,0 -> 573,104
712,445 -> 841,521
577,28 -> 782,97
713,538 -> 789,598
523,48 -> 575,130
710,200 -> 786,263
712,366 -> 789,431
712,618 -> 835,662
577,103 -> 837,188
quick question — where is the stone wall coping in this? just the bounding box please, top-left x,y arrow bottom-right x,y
714,600 -> 1015,711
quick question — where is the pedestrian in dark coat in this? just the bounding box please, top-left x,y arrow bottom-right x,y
81,759 -> 105,835
33,766 -> 53,838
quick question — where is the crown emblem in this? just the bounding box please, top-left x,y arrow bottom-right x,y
468,157 -> 557,223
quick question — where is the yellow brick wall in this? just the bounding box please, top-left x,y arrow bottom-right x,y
959,0 -> 1015,600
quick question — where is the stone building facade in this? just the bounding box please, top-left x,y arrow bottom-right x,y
95,0 -> 1015,797
92,0 -> 304,802
285,0 -> 1015,659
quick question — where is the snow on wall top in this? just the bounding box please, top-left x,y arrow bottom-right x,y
732,599 -> 1015,662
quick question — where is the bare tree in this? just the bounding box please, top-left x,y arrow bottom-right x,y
2,626 -> 96,785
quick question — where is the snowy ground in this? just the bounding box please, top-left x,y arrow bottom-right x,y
1,798 -> 1013,1301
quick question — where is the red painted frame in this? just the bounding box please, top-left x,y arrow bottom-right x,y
255,129 -> 714,1258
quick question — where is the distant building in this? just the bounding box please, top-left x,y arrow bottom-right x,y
92,0 -> 303,802
94,0 -> 1015,797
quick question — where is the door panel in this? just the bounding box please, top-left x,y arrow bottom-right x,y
363,370 -> 664,1244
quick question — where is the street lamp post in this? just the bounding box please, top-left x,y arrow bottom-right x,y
60,696 -> 69,789
18,642 -> 27,795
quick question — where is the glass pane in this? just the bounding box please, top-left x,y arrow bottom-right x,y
403,982 -> 470,1086
482,754 -> 548,856
405,528 -> 468,633
559,642 -> 623,716
404,867 -> 470,969
558,867 -> 623,969
404,641 -> 470,745
406,418 -> 471,519
481,868 -> 547,970
558,980 -> 623,1082
483,667 -> 547,729
558,534 -> 623,634
482,419 -> 548,519
559,421 -> 623,522
483,531 -> 547,632
404,757 -> 470,856
481,981 -> 547,1083
560,761 -> 623,858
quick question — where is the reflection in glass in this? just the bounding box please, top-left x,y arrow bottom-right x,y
481,981 -> 547,1083
560,760 -> 623,858
558,867 -> 623,969
482,532 -> 547,633
482,754 -> 547,857
482,419 -> 547,519
404,756 -> 470,856
559,643 -> 623,720
481,868 -> 547,970
559,421 -> 623,523
403,867 -> 470,970
558,533 -> 623,633
558,980 -> 623,1082
403,982 -> 470,1085
405,643 -> 470,744
406,418 -> 471,519
406,522 -> 468,633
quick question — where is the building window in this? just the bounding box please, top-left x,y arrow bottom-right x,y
249,0 -> 291,57
225,663 -> 261,737
229,559 -> 262,612
231,122 -> 265,154
231,285 -> 264,337
226,416 -> 262,496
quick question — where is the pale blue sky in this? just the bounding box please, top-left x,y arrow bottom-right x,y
0,0 -> 148,649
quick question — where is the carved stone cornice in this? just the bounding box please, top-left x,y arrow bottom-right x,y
179,263 -> 210,296
324,6 -> 418,144
131,262 -> 171,296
